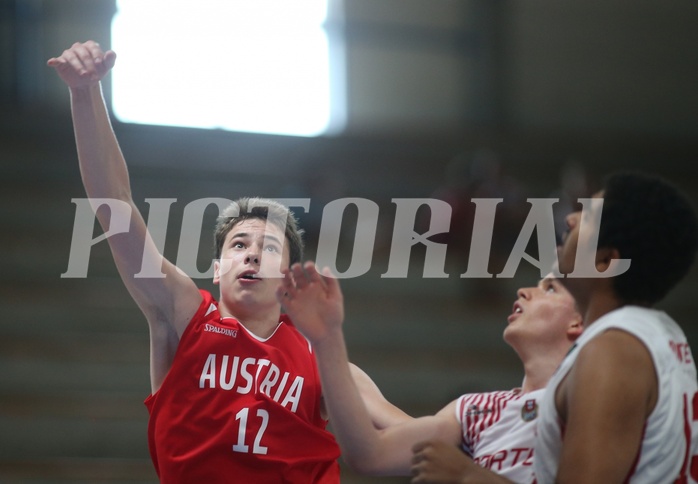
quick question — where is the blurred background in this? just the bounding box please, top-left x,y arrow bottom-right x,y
1,0 -> 698,482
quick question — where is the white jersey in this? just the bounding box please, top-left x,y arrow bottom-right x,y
535,306 -> 698,484
455,388 -> 543,483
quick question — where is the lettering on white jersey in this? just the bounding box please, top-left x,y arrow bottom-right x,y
475,447 -> 534,471
199,354 -> 304,413
465,404 -> 495,417
670,340 -> 694,365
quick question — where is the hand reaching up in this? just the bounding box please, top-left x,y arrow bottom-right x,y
47,40 -> 116,89
277,261 -> 345,346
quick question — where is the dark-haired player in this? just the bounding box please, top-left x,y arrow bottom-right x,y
536,172 -> 698,483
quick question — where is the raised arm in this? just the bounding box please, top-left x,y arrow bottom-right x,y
278,262 -> 461,475
349,363 -> 412,429
48,41 -> 202,391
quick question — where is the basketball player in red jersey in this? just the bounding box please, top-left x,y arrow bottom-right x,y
48,41 -> 408,483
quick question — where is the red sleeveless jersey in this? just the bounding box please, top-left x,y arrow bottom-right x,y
145,290 -> 341,483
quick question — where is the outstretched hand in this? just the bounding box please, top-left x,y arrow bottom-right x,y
277,261 -> 344,346
411,440 -> 512,484
47,40 -> 116,89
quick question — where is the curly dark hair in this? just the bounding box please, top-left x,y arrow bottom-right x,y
213,197 -> 304,266
598,172 -> 698,305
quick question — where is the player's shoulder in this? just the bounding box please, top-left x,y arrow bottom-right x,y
577,306 -> 670,364
571,329 -> 656,400
188,289 -> 219,323
273,314 -> 314,352
592,306 -> 676,340
579,329 -> 651,365
455,388 -> 524,411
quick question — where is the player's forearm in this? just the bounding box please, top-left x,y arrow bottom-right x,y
314,331 -> 407,475
68,81 -> 180,310
350,365 -> 412,430
70,82 -> 132,204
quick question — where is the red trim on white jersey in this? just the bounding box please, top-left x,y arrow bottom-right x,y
456,388 -> 541,483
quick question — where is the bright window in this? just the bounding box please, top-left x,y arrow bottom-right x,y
111,0 -> 344,137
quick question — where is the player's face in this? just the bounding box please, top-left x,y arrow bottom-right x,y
504,275 -> 581,349
214,218 -> 290,311
556,191 -> 605,277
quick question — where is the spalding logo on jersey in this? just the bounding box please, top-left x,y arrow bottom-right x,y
521,399 -> 538,422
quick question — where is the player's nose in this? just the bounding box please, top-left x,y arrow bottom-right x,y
244,248 -> 260,265
516,287 -> 532,300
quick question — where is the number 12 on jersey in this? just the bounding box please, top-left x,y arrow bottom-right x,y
233,407 -> 269,455
677,392 -> 698,483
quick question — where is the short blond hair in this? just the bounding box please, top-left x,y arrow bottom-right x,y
213,197 -> 304,265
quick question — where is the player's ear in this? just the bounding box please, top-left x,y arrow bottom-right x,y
567,315 -> 584,340
213,259 -> 221,285
595,247 -> 621,274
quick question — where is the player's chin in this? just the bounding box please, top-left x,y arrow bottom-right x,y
553,254 -> 575,277
502,326 -> 516,345
503,319 -> 520,334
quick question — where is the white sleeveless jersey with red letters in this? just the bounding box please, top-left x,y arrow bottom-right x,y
145,290 -> 340,483
535,306 -> 698,484
455,388 -> 543,483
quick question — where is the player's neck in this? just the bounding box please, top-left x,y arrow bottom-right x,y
220,302 -> 283,339
520,360 -> 557,394
520,344 -> 573,393
580,287 -> 623,329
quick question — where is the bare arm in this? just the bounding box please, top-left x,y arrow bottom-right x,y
279,262 -> 461,476
349,363 -> 413,429
48,42 -> 202,391
411,439 -> 515,484
555,329 -> 657,483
